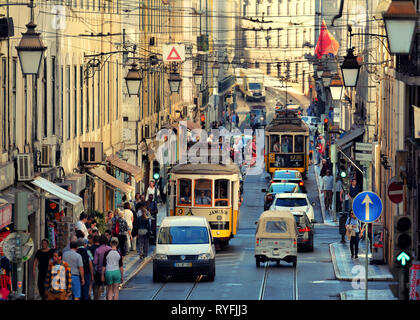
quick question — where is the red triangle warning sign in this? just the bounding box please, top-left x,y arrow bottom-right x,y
166,47 -> 182,61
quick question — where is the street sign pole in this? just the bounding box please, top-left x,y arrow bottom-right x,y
331,144 -> 337,221
365,222 -> 369,300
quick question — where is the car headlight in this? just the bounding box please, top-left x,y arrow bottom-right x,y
154,254 -> 168,260
198,253 -> 212,260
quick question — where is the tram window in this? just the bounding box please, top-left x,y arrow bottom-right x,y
194,179 -> 212,206
281,135 -> 293,153
215,179 -> 229,207
270,135 -> 281,153
294,135 -> 304,153
178,179 -> 192,205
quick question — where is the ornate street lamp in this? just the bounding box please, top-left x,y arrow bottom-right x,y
329,74 -> 344,100
316,64 -> 325,78
193,65 -> 204,86
382,0 -> 418,55
15,21 -> 47,76
168,70 -> 182,94
322,70 -> 333,87
340,48 -> 360,87
124,63 -> 142,96
223,57 -> 229,71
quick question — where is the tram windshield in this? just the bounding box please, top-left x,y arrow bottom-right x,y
294,135 -> 304,153
194,179 -> 212,206
281,135 -> 293,153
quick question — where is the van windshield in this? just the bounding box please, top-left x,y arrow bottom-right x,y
249,83 -> 261,90
274,198 -> 308,207
158,226 -> 209,244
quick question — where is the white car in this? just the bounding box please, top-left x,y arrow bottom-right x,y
269,193 -> 316,223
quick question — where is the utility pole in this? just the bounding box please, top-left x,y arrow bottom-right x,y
331,143 -> 337,221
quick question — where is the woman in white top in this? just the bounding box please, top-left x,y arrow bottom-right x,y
101,237 -> 123,300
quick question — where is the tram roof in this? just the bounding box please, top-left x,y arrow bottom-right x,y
266,110 -> 309,133
170,163 -> 240,175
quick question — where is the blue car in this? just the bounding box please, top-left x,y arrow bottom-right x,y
270,170 -> 306,193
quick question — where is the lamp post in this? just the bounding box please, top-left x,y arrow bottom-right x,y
168,69 -> 182,94
321,70 -> 333,88
212,61 -> 220,78
124,63 -> 142,96
341,48 -> 360,88
382,0 -> 418,55
193,65 -> 204,86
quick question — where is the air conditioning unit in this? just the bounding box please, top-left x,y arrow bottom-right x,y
16,153 -> 34,181
40,145 -> 52,167
80,142 -> 103,164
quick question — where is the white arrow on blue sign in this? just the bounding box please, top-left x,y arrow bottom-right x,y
352,191 -> 383,223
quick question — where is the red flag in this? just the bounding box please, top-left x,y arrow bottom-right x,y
314,20 -> 340,59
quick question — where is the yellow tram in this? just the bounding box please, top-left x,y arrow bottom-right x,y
264,110 -> 310,178
168,163 -> 241,247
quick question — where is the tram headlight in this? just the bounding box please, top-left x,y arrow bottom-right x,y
154,254 -> 168,260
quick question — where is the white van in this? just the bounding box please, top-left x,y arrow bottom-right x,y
153,216 -> 216,282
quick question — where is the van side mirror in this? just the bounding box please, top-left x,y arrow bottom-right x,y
261,189 -> 267,193
311,219 -> 316,223
311,202 -> 316,206
255,221 -> 258,225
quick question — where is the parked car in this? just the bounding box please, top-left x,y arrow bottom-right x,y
255,210 -> 298,268
262,182 -> 302,210
153,216 -> 216,282
292,210 -> 314,251
270,169 -> 306,193
269,193 -> 316,223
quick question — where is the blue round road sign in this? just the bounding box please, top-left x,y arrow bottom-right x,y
352,191 -> 383,223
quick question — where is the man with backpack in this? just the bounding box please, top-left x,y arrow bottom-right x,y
76,238 -> 94,300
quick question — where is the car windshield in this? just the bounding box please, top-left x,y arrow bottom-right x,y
270,184 -> 299,193
249,83 -> 261,90
311,117 -> 321,124
274,198 -> 308,207
158,226 -> 209,244
301,117 -> 309,122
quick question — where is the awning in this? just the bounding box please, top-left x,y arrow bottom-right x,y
89,167 -> 135,194
30,177 -> 84,215
335,127 -> 365,148
106,154 -> 144,183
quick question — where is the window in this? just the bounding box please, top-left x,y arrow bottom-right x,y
294,135 -> 304,153
51,57 -> 56,135
215,179 -> 229,207
97,70 -> 100,128
66,66 -> 70,140
92,73 -> 95,130
24,76 -> 28,144
270,135 -> 281,152
43,58 -> 48,137
86,76 -> 89,132
80,65 -> 83,134
194,179 -> 212,206
178,179 -> 192,205
12,58 -> 17,146
281,135 -> 293,153
266,221 -> 288,233
74,65 -> 77,138
2,58 -> 6,150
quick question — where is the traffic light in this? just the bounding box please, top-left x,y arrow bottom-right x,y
338,158 -> 347,178
200,114 -> 206,129
152,161 -> 160,181
393,215 -> 412,267
323,118 -> 329,133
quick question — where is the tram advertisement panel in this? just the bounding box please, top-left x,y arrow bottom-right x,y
270,153 -> 304,168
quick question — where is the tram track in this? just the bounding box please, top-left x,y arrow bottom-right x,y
150,276 -> 203,300
258,262 -> 299,300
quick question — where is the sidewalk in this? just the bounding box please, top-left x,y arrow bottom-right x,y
312,162 -> 396,300
120,203 -> 167,288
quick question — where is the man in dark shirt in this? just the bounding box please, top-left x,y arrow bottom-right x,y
32,239 -> 54,299
348,179 -> 360,210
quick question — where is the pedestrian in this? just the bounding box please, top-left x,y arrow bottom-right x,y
339,211 -> 348,243
146,194 -> 158,243
44,250 -> 72,300
111,209 -> 129,256
348,178 -> 360,209
93,235 -> 111,300
136,207 -> 151,259
63,241 -> 85,300
135,194 -> 147,213
87,235 -> 100,299
62,235 -> 78,254
122,202 -> 134,252
32,238 -> 54,300
76,238 -> 94,300
321,169 -> 334,213
104,229 -> 112,245
75,212 -> 89,239
105,210 -> 114,231
146,180 -> 160,202
335,177 -> 343,213
101,237 -> 124,301
345,211 -> 362,259
320,158 -> 329,177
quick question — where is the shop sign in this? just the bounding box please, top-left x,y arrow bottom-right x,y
0,203 -> 12,230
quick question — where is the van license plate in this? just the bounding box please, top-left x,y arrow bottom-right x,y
174,263 -> 192,267
273,249 -> 280,256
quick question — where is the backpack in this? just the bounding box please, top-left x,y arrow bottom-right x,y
112,219 -> 120,236
77,248 -> 91,274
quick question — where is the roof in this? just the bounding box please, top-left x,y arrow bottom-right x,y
89,167 -> 135,194
160,216 -> 208,227
273,170 -> 302,179
258,210 -> 296,221
335,127 -> 364,148
170,163 -> 240,175
273,193 -> 308,198
106,154 -> 144,182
